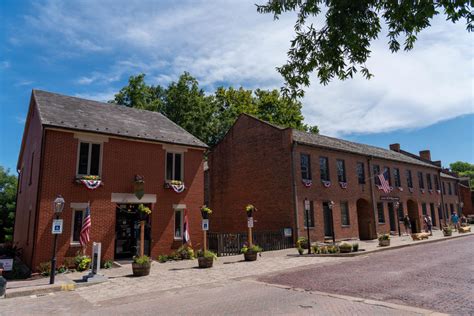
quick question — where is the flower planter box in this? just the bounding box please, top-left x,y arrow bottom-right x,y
132,262 -> 151,276
198,257 -> 214,268
411,233 -> 429,240
378,239 -> 390,247
443,230 -> 452,236
244,252 -> 258,261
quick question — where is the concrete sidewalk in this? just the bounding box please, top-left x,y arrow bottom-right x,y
4,226 -> 472,300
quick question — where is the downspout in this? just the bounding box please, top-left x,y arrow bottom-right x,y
439,170 -> 447,226
291,141 -> 299,243
367,156 -> 378,239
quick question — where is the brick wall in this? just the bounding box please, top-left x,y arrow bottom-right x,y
18,126 -> 204,270
459,185 -> 473,216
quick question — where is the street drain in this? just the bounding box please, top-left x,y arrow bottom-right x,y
299,305 -> 313,309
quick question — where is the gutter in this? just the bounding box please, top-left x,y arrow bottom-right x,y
291,141 -> 299,242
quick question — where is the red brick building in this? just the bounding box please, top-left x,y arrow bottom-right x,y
209,114 -> 461,243
14,90 -> 207,270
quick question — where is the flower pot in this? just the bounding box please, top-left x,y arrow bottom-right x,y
198,257 -> 214,268
443,230 -> 452,236
378,239 -> 390,247
244,252 -> 257,261
297,248 -> 304,255
132,262 -> 151,276
201,211 -> 209,220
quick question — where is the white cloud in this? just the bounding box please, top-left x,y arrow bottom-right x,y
17,0 -> 473,136
74,91 -> 116,103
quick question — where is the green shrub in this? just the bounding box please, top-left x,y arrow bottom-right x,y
312,245 -> 320,254
241,244 -> 263,254
74,255 -> 91,271
133,255 -> 151,265
378,233 -> 390,241
176,244 -> 195,260
339,243 -> 352,250
157,255 -> 169,263
320,246 -> 328,254
296,237 -> 308,249
103,260 -> 113,269
197,250 -> 217,260
352,243 -> 359,252
38,262 -> 51,276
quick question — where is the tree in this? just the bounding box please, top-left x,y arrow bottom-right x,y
0,166 -> 17,242
111,73 -> 318,147
257,1 -> 473,98
450,161 -> 474,188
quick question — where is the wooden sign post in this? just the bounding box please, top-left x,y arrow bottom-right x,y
247,217 -> 254,246
140,221 -> 145,257
202,219 -> 209,251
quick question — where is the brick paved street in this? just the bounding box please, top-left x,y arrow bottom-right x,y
260,235 -> 474,315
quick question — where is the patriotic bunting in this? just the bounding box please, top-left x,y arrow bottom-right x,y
302,179 -> 312,188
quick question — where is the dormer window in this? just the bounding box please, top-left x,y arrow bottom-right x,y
77,142 -> 101,176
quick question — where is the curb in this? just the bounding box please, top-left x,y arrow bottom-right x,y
289,232 -> 473,258
4,279 -> 106,299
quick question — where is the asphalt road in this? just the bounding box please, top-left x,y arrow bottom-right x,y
259,235 -> 474,315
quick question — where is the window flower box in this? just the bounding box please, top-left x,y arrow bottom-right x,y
75,175 -> 102,190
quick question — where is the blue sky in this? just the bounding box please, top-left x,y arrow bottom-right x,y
0,0 -> 473,173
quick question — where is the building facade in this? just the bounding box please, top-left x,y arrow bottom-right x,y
209,114 -> 460,243
14,90 -> 207,270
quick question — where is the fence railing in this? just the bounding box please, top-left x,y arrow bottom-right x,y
208,230 -> 293,257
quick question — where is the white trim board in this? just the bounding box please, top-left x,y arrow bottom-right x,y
111,193 -> 157,204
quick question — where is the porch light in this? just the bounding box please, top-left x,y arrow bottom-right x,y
53,195 -> 65,213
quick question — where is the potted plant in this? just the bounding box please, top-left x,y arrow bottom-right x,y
241,244 -> 262,261
245,204 -> 256,218
201,205 -> 212,219
137,203 -> 151,221
442,225 -> 453,236
197,250 -> 217,268
339,243 -> 352,253
352,243 -> 359,252
133,175 -> 145,199
378,234 -> 390,246
132,255 -> 151,276
296,237 -> 308,255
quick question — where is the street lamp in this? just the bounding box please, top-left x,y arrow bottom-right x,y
328,201 -> 336,244
304,198 -> 311,254
50,195 -> 65,284
395,201 -> 401,237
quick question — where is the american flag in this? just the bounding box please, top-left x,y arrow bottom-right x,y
378,173 -> 391,194
80,205 -> 91,247
183,209 -> 190,244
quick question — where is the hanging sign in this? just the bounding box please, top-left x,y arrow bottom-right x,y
202,219 -> 209,231
0,259 -> 13,271
52,219 -> 63,234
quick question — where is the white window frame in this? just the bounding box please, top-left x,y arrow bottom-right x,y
70,203 -> 88,246
76,141 -> 103,177
174,208 -> 184,240
165,151 -> 185,182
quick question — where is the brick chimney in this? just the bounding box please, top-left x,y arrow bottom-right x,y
419,150 -> 431,161
389,143 -> 400,152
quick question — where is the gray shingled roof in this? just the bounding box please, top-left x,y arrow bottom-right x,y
33,90 -> 208,148
440,172 -> 458,180
292,130 -> 438,169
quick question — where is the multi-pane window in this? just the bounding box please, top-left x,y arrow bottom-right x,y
304,201 -> 315,228
426,174 -> 433,190
418,171 -> 424,189
397,202 -> 404,220
174,209 -> 183,239
356,162 -> 365,184
319,157 -> 330,181
406,170 -> 413,188
377,202 -> 385,223
393,168 -> 401,187
336,159 -> 346,182
421,203 -> 427,215
430,203 -> 436,226
166,152 -> 183,181
77,142 -> 101,176
300,154 -> 312,180
373,165 -> 381,185
340,202 -> 350,226
434,175 -> 440,190
72,209 -> 84,243
448,183 -> 452,195
383,167 -> 391,186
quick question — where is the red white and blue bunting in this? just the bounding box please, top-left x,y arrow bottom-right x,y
339,182 -> 348,189
302,179 -> 312,188
398,187 -> 404,192
171,183 -> 185,193
81,179 -> 102,190
322,180 -> 331,188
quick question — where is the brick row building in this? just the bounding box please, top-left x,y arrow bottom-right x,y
14,90 -> 207,270
209,114 -> 464,243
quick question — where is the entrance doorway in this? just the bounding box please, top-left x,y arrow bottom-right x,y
407,200 -> 419,233
356,198 -> 374,240
388,202 -> 396,232
322,202 -> 334,238
115,204 -> 151,259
